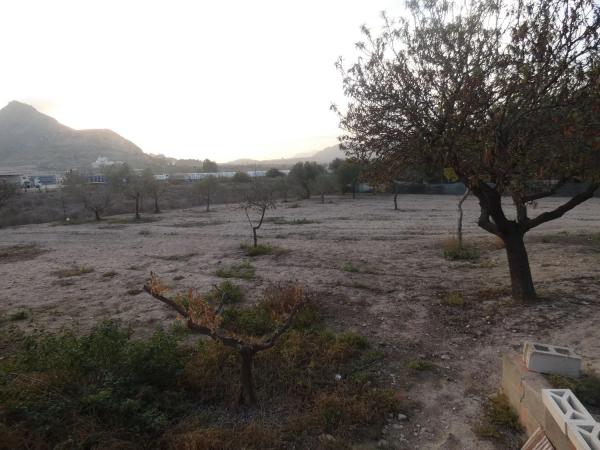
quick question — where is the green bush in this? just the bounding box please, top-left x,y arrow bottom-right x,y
0,316 -> 399,449
242,243 -> 273,257
205,280 -> 244,304
442,292 -> 465,306
342,263 -> 359,273
215,261 -> 255,279
474,393 -> 523,447
442,238 -> 480,261
8,310 -> 29,321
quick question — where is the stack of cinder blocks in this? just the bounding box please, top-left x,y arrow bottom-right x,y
502,342 -> 599,450
542,389 -> 599,450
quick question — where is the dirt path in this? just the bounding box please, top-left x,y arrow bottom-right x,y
1,194 -> 599,449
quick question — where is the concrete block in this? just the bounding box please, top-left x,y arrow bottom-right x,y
566,421 -> 600,450
542,389 -> 593,434
524,342 -> 581,378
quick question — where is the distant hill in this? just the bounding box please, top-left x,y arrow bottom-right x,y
0,101 -> 347,172
224,144 -> 346,169
0,101 -> 151,170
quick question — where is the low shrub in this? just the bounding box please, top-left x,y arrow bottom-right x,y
242,243 -> 273,257
0,244 -> 45,263
215,261 -> 255,279
342,263 -> 359,273
8,310 -> 30,321
205,280 -> 244,304
153,252 -> 197,261
474,393 -> 523,447
442,292 -> 465,307
52,265 -> 94,278
442,238 -> 480,261
406,359 -> 437,372
0,315 -> 399,449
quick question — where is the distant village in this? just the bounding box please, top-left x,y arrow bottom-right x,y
0,155 -> 291,190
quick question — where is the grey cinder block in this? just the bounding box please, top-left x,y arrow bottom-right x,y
524,342 -> 581,378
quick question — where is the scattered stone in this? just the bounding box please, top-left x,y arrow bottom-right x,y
319,434 -> 335,442
397,413 -> 408,421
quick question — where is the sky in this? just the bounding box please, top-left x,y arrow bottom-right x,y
0,0 -> 404,163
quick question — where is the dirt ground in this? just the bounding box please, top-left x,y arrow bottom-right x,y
1,194 -> 599,450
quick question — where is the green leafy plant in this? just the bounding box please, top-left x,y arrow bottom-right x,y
215,261 -> 255,279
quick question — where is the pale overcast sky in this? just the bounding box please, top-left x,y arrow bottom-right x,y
0,0 -> 404,162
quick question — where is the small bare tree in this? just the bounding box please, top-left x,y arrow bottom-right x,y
82,185 -> 112,221
194,176 -> 218,212
244,182 -> 276,247
392,181 -> 400,211
63,172 -> 112,221
310,173 -> 336,204
143,273 -> 305,405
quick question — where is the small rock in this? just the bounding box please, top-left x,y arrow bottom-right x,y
397,413 -> 408,421
319,434 -> 335,442
440,354 -> 451,360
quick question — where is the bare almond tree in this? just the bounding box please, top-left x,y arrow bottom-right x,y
144,273 -> 305,405
244,182 -> 276,247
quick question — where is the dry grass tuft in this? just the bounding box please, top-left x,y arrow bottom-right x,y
52,265 -> 94,278
0,244 -> 45,264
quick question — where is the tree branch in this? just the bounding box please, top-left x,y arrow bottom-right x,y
524,184 -> 599,231
522,178 -> 570,203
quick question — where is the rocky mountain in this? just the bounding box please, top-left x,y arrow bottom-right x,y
0,101 -> 151,170
224,144 -> 346,169
0,101 -> 347,172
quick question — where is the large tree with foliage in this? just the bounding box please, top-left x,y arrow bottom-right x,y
289,162 -> 325,199
335,0 -> 600,302
330,158 -> 363,199
202,159 -> 219,173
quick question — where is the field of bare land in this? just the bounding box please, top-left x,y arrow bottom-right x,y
1,194 -> 599,449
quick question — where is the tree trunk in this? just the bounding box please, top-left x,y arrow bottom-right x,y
457,189 -> 470,247
503,231 -> 536,302
352,184 -> 356,199
394,193 -> 398,210
135,196 -> 140,220
94,210 -> 101,221
154,195 -> 160,214
239,349 -> 256,406
320,192 -> 325,204
253,228 -> 258,247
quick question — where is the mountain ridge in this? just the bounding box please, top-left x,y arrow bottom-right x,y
0,101 -> 347,171
0,101 -> 149,170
